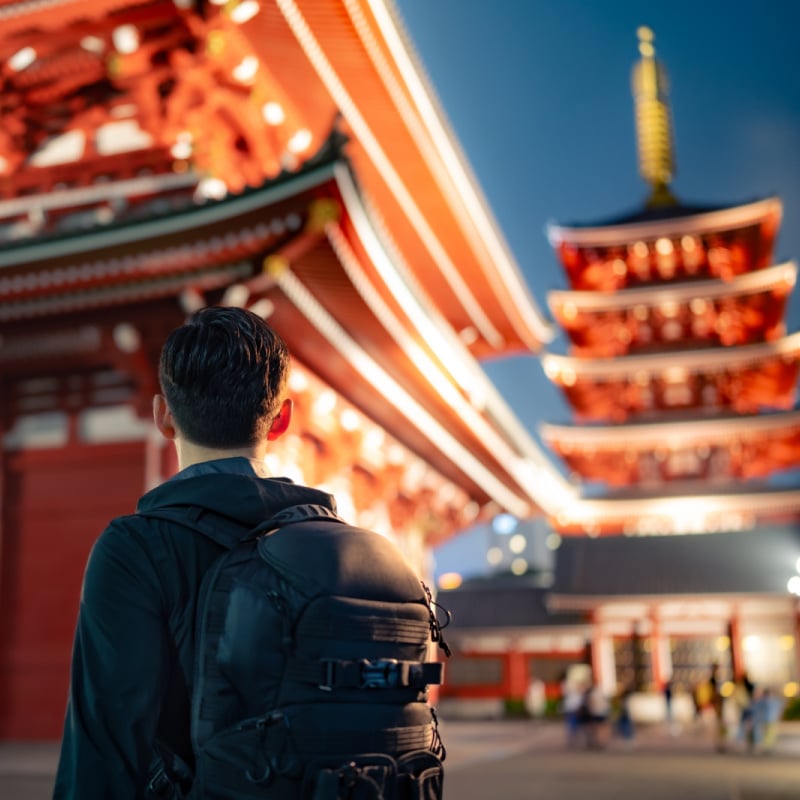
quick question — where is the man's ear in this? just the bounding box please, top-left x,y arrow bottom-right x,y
267,398 -> 293,441
153,394 -> 177,441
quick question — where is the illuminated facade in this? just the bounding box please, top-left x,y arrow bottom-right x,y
0,0 -> 566,739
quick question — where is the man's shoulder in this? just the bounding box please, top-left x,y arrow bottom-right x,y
96,506 -> 205,557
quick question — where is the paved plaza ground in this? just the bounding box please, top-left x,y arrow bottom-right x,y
2,717 -> 800,798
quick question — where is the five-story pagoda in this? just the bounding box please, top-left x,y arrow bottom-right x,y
542,27 -> 799,538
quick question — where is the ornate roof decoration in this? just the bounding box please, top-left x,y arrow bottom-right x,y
0,0 -> 553,357
630,26 -> 677,208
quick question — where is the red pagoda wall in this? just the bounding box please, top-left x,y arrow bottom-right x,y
0,442 -> 147,739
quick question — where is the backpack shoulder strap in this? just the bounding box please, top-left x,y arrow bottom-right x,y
250,503 -> 345,537
138,506 -> 249,550
139,503 -> 345,550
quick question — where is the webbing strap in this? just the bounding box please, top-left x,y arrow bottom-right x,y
287,723 -> 434,755
301,616 -> 430,643
289,657 -> 443,690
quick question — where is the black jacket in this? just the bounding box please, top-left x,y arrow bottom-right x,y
53,459 -> 335,800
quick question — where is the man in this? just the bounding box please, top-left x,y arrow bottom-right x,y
54,307 -> 444,798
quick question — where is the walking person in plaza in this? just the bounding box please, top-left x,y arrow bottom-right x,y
560,672 -> 584,747
53,306 -> 447,799
733,673 -> 755,748
579,683 -> 610,750
613,683 -> 635,746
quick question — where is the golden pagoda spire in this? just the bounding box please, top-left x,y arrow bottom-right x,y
631,26 -> 677,207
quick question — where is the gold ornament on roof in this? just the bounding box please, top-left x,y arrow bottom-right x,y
631,26 -> 677,207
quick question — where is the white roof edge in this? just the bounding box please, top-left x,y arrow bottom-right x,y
540,408 -> 800,446
546,196 -> 783,248
542,330 -> 800,377
0,171 -> 199,220
0,161 -> 340,269
368,0 -> 554,346
558,488 -> 800,523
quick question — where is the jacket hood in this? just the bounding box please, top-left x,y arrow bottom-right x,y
137,472 -> 336,531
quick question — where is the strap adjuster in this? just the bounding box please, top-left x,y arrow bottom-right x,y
319,659 -> 336,691
360,658 -> 400,689
317,658 -> 443,690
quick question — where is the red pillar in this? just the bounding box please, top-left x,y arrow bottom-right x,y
506,648 -> 528,702
650,608 -> 664,689
794,605 -> 800,684
590,612 -> 605,688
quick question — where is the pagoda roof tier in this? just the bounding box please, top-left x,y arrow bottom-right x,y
546,197 -> 782,291
0,154 -> 570,523
0,0 -> 552,356
550,486 -> 800,537
541,410 -> 800,487
548,261 -> 796,357
542,332 -> 800,421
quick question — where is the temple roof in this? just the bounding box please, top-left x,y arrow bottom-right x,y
551,526 -> 800,600
547,197 -> 782,248
438,575 -> 586,631
0,0 -> 552,355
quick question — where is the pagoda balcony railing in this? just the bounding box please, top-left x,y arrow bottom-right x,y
543,330 -> 800,380
548,261 -> 796,357
548,261 -> 796,313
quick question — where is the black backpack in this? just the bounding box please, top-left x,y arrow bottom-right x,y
146,503 -> 450,800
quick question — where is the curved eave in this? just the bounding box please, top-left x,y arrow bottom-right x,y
261,248 -> 541,517
0,161 -> 339,273
541,409 -> 800,450
268,169 -> 569,517
548,261 -> 797,314
265,0 -> 553,353
547,197 -> 783,249
330,162 -> 569,507
543,330 -> 800,379
551,488 -> 800,536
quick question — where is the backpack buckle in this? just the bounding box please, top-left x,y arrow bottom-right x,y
360,658 -> 400,689
316,658 -> 404,690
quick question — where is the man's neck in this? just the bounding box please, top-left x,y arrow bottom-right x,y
175,439 -> 267,471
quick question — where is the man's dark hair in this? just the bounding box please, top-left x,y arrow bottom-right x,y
159,306 -> 290,448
